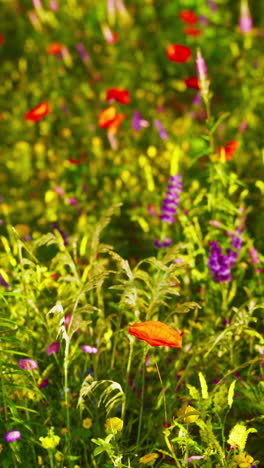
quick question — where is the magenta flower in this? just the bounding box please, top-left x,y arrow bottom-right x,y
49,0 -> 59,11
183,455 -> 205,462
132,111 -> 149,131
239,0 -> 253,33
153,119 -> 168,140
38,378 -> 49,389
80,345 -> 98,354
18,359 -> 38,371
5,431 -> 21,442
45,341 -> 60,356
0,274 -> 9,289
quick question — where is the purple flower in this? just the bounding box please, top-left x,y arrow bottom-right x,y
51,222 -> 68,246
18,359 -> 38,371
153,119 -> 168,140
154,237 -> 173,248
231,229 -> 243,251
45,341 -> 60,356
76,43 -> 90,63
208,241 -> 237,282
132,111 -> 149,131
80,345 -> 98,354
5,431 -> 21,442
207,0 -> 217,12
38,378 -> 49,389
160,175 -> 183,224
239,0 -> 253,33
0,274 -> 9,289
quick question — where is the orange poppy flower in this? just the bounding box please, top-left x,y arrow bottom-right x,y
106,88 -> 130,105
98,106 -> 117,128
218,140 -> 240,161
179,9 -> 198,24
166,44 -> 191,63
24,102 -> 51,122
47,42 -> 64,55
128,321 -> 182,348
184,26 -> 201,36
184,77 -> 200,89
107,113 -> 125,135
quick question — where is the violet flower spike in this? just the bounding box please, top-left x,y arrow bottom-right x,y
76,43 -> 90,63
0,274 -> 9,289
239,0 -> 253,34
196,49 -> 210,100
160,174 -> 183,224
154,119 -> 168,140
132,111 -> 149,131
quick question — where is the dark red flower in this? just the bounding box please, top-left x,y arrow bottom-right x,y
217,140 -> 240,161
106,88 -> 130,105
166,44 -> 191,63
179,9 -> 198,24
0,33 -> 4,46
128,321 -> 182,348
24,102 -> 51,122
184,77 -> 200,89
184,26 -> 201,36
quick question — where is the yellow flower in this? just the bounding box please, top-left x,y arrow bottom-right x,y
234,452 -> 256,468
227,424 -> 257,452
39,427 -> 60,450
104,417 -> 123,434
55,451 -> 64,462
0,444 -> 3,454
177,405 -> 199,423
139,452 -> 159,465
82,417 -> 92,429
37,456 -> 43,465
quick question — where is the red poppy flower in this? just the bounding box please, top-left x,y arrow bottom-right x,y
128,321 -> 182,348
184,26 -> 201,36
47,42 -> 64,55
98,106 -> 117,128
217,140 -> 240,161
179,9 -> 198,24
24,102 -> 51,123
184,77 -> 200,89
166,44 -> 191,63
106,88 -> 130,105
0,33 -> 4,46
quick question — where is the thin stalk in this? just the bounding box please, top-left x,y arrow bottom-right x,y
136,351 -> 146,448
154,359 -> 167,424
121,339 -> 134,421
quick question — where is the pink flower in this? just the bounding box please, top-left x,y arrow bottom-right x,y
18,359 -> 38,371
45,341 -> 60,356
5,431 -> 21,442
80,345 -> 98,354
38,378 -> 49,388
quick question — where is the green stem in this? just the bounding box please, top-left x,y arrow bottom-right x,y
136,350 -> 146,448
63,336 -> 71,459
154,358 -> 167,424
121,338 -> 134,421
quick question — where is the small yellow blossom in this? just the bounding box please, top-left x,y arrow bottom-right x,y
231,452 -> 258,468
105,417 -> 123,434
82,417 -> 92,429
0,444 -> 3,454
177,405 -> 199,423
55,451 -> 64,462
139,452 -> 159,465
37,456 -> 43,465
39,427 -> 60,450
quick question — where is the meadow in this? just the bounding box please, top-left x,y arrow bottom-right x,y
0,0 -> 264,467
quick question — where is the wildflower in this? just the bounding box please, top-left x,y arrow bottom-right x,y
0,33 -> 4,46
47,42 -> 64,55
18,359 -> 38,371
80,345 -> 98,354
153,119 -> 168,140
196,49 -> 210,100
239,0 -> 253,34
179,10 -> 198,24
105,417 -> 123,434
218,140 -> 240,161
51,222 -> 68,246
184,77 -> 200,90
208,0 -> 217,12
75,43 -> 90,63
49,0 -> 59,11
177,405 -> 199,423
227,423 -> 257,452
160,174 -> 183,224
106,88 -> 130,104
38,378 -> 49,389
248,247 -> 261,264
101,24 -> 119,45
154,237 -> 173,248
39,427 -> 60,450
132,111 -> 149,131
128,321 -> 182,348
208,241 -> 239,283
0,274 -> 9,289
184,26 -> 201,36
107,113 -> 126,135
4,431 -> 21,442
98,106 -> 117,128
24,102 -> 51,123
55,452 -> 64,462
45,341 -> 60,356
183,456 -> 205,462
166,44 -> 192,63
82,418 -> 92,429
139,452 -> 159,464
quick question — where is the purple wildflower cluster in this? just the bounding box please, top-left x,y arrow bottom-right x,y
208,230 -> 242,282
160,174 -> 183,223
